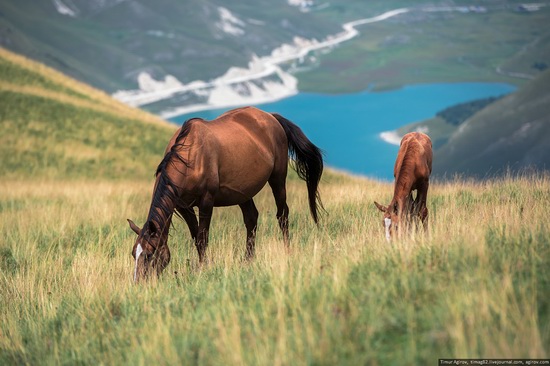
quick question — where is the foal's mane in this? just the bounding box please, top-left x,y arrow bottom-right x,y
145,118 -> 198,231
398,142 -> 421,177
394,138 -> 422,195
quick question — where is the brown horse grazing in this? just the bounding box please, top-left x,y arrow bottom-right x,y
128,106 -> 323,281
374,132 -> 432,241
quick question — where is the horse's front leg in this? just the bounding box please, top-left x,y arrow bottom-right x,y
153,215 -> 172,276
154,245 -> 171,276
178,206 -> 198,241
197,194 -> 214,263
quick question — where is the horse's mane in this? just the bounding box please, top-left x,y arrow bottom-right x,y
145,118 -> 198,231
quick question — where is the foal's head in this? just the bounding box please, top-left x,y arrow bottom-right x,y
127,219 -> 171,282
374,201 -> 400,242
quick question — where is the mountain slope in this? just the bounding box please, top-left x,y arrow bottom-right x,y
0,0 -> 340,92
0,47 -> 176,179
433,69 -> 550,177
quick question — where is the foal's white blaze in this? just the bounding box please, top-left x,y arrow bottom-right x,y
134,243 -> 143,282
384,218 -> 392,242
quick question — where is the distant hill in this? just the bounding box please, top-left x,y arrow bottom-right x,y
0,47 -> 176,179
0,0 -> 340,92
435,96 -> 504,126
433,69 -> 550,178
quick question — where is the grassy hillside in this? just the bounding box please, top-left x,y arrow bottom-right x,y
0,47 -> 176,179
434,69 -> 550,177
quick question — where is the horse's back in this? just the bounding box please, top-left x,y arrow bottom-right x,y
408,132 -> 432,178
214,107 -> 286,142
181,107 -> 288,205
395,132 -> 433,180
206,106 -> 286,159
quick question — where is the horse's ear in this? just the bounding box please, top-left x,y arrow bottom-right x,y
374,201 -> 387,212
127,219 -> 141,235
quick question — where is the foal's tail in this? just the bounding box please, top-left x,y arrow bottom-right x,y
271,113 -> 324,224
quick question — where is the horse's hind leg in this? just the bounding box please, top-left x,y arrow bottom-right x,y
239,199 -> 259,259
197,194 -> 214,263
268,175 -> 290,247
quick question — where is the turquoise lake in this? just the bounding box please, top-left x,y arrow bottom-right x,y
170,82 -> 515,180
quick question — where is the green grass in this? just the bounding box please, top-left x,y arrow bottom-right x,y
0,90 -> 170,179
0,47 -> 176,180
0,173 -> 548,365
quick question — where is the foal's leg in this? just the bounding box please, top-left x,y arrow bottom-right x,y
409,193 -> 416,215
268,176 -> 290,247
197,194 -> 214,263
406,193 -> 416,229
417,180 -> 430,230
239,199 -> 259,259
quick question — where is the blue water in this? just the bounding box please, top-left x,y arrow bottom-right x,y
170,82 -> 515,180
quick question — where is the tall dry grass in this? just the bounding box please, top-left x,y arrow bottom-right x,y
0,171 -> 548,365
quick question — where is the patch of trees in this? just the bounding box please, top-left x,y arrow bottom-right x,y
437,96 -> 503,126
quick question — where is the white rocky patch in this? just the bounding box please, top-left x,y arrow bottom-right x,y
137,72 -> 183,93
379,131 -> 402,146
53,0 -> 78,17
287,0 -> 315,12
415,126 -> 429,134
215,7 -> 245,36
146,30 -> 175,39
208,73 -> 297,107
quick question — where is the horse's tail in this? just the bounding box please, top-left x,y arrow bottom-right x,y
271,113 -> 324,224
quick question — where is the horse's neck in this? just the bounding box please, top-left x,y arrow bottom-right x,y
147,170 -> 180,232
146,197 -> 175,236
393,173 -> 413,201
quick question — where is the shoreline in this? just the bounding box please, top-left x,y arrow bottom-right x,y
159,90 -> 299,120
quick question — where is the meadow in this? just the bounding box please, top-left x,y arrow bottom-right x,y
0,46 -> 548,365
1,171 -> 548,365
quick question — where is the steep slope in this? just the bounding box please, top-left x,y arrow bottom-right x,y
0,47 -> 176,179
433,69 -> 550,177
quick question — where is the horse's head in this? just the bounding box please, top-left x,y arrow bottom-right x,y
127,219 -> 171,282
374,201 -> 400,242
